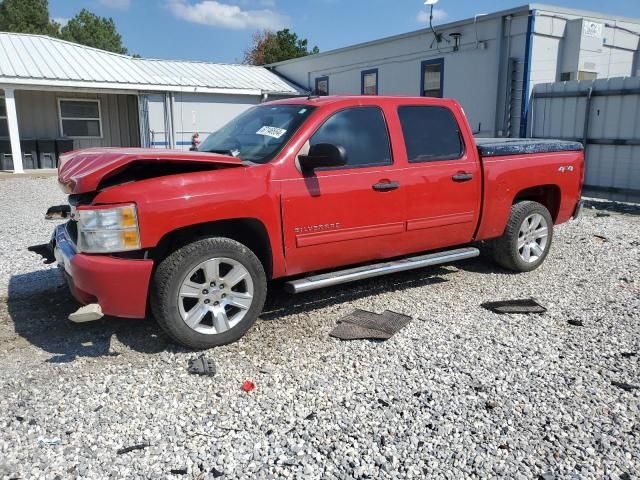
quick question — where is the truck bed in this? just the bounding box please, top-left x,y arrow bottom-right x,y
475,138 -> 583,157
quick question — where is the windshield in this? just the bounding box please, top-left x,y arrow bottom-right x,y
198,104 -> 316,164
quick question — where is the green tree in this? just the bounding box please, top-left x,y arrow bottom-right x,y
244,28 -> 319,65
0,0 -> 59,36
59,9 -> 127,54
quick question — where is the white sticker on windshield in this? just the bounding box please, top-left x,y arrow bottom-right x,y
256,126 -> 287,139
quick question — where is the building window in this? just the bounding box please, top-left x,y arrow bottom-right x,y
421,59 -> 444,98
315,76 -> 329,96
58,99 -> 102,138
310,107 -> 392,168
397,106 -> 464,162
0,97 -> 8,137
361,69 -> 378,95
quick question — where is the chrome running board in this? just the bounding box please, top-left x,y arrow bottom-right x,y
284,247 -> 479,294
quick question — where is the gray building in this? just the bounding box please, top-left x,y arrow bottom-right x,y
0,32 -> 303,173
270,3 -> 640,139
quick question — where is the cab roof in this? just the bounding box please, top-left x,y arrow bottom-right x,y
265,95 -> 459,108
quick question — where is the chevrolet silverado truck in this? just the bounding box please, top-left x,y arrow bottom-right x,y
34,96 -> 584,349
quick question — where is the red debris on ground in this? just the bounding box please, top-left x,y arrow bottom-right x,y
241,381 -> 255,392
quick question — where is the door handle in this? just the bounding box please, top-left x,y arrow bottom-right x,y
452,172 -> 473,182
372,181 -> 400,192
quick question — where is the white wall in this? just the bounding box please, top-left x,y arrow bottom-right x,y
11,89 -> 139,149
529,10 -> 640,96
272,6 -> 639,139
172,93 -> 263,149
273,11 -> 531,137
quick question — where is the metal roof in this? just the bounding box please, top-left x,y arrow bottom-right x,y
0,32 -> 304,95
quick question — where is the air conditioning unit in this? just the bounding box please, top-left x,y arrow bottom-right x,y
560,71 -> 598,82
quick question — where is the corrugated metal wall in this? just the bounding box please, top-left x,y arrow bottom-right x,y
529,77 -> 640,203
13,90 -> 140,149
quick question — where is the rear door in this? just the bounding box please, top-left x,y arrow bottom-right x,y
397,105 -> 482,253
280,106 -> 407,275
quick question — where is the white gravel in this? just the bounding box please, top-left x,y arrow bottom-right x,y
1,176 -> 639,480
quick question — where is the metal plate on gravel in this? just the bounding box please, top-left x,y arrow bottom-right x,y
481,299 -> 547,314
329,309 -> 412,340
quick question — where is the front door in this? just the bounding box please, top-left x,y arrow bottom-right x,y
280,106 -> 406,275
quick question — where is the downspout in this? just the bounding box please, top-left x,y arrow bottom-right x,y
501,16 -> 513,136
493,15 -> 506,137
169,92 -> 176,149
519,10 -> 536,138
163,93 -> 171,149
137,93 -> 150,148
582,87 -> 594,147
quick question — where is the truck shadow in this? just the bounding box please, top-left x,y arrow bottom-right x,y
6,269 -> 171,363
262,267 -> 451,320
6,266 -> 457,360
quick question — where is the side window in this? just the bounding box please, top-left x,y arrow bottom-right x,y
58,99 -> 102,138
398,106 -> 464,162
310,107 -> 392,168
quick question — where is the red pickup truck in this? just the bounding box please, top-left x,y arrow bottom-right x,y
37,96 -> 584,349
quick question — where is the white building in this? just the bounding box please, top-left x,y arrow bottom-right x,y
269,3 -> 640,139
0,32 -> 303,173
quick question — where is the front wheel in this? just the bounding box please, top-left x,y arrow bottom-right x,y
490,200 -> 553,272
151,237 -> 267,349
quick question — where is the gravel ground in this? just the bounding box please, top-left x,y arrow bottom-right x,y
0,176 -> 639,480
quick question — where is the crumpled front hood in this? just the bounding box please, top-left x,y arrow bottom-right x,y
58,147 -> 245,194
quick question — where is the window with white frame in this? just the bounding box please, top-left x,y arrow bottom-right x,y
58,99 -> 102,138
0,97 -> 8,137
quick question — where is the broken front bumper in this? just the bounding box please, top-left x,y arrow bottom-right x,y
52,223 -> 154,318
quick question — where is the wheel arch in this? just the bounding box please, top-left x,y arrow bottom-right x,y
512,184 -> 561,222
151,218 -> 273,279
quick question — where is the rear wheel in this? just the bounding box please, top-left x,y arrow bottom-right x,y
151,237 -> 267,349
490,201 -> 553,272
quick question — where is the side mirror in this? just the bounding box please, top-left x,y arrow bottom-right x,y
299,143 -> 347,172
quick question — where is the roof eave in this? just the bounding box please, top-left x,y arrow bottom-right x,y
0,78 -> 304,96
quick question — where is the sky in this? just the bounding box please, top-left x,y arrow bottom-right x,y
48,0 -> 640,63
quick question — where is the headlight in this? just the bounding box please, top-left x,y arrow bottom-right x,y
76,204 -> 141,253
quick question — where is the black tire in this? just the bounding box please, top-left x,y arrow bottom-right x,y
490,201 -> 554,272
150,237 -> 267,349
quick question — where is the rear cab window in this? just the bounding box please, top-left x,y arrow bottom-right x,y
310,106 -> 392,169
397,105 -> 464,162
